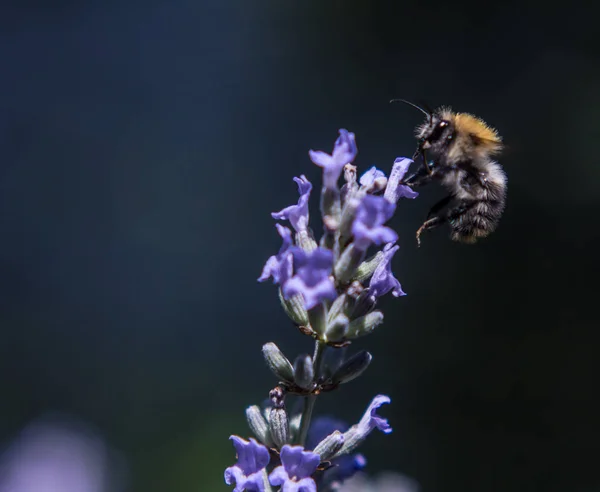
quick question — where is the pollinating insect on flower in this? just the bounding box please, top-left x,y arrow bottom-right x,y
225,128 -> 419,491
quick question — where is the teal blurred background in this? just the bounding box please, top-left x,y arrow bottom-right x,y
1,1 -> 599,491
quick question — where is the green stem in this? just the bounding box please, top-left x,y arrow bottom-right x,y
261,469 -> 273,491
297,340 -> 326,446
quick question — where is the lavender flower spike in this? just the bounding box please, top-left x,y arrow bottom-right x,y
225,436 -> 270,492
369,243 -> 406,299
269,444 -> 320,492
258,224 -> 293,285
384,157 -> 419,203
309,129 -> 358,190
352,195 -> 398,251
272,175 -> 312,232
282,247 -> 337,310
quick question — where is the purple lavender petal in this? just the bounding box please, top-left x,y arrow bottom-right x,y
280,445 -> 321,479
282,248 -> 337,310
357,395 -> 392,435
384,158 -> 418,202
258,224 -> 294,285
333,129 -> 358,165
224,436 -> 269,491
352,195 -> 398,251
269,454 -> 318,492
309,129 -> 357,190
397,184 -> 419,199
359,167 -> 385,187
282,277 -> 326,309
230,436 -> 270,475
224,466 -> 266,492
352,220 -> 398,249
272,176 -> 312,232
268,466 -> 288,487
224,466 -> 245,490
369,243 -> 406,298
293,477 -> 318,492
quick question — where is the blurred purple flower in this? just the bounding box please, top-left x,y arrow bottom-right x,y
352,195 -> 398,251
269,445 -> 320,492
339,472 -> 420,492
384,158 -> 418,203
272,176 -> 312,232
258,224 -> 294,285
282,248 -> 337,310
309,129 -> 357,190
369,243 -> 405,298
359,167 -> 386,188
308,416 -> 348,448
308,417 -> 366,487
224,436 -> 269,492
0,416 -> 123,492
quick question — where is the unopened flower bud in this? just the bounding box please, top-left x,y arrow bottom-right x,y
351,251 -> 384,284
326,314 -> 349,342
338,195 -> 362,246
327,294 -> 349,324
246,405 -> 273,446
288,413 -> 302,442
334,244 -> 366,284
360,167 -> 388,194
341,164 -> 358,204
269,407 -> 290,448
371,176 -> 388,193
293,354 -> 314,390
351,290 -> 377,319
262,343 -> 295,383
278,289 -> 309,326
320,215 -> 339,252
269,385 -> 286,408
330,351 -> 372,385
307,302 -> 328,338
320,186 -> 341,224
346,311 -> 384,339
313,430 -> 344,461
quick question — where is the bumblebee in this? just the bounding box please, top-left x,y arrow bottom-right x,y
395,100 -> 507,245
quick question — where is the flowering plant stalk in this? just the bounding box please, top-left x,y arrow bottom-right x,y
225,129 -> 418,492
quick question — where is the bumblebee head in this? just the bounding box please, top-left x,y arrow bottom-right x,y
390,99 -> 455,159
415,110 -> 456,158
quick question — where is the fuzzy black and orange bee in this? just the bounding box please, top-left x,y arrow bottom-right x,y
393,100 -> 507,245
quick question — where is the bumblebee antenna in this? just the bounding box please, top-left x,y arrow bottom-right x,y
390,98 -> 434,176
418,100 -> 434,117
389,99 -> 431,118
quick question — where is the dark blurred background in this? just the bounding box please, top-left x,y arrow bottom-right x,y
1,1 -> 599,491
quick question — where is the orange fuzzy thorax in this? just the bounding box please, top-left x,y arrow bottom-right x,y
447,111 -> 502,153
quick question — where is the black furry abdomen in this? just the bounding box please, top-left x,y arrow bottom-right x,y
449,196 -> 505,243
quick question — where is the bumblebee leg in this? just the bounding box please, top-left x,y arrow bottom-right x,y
415,195 -> 453,247
416,216 -> 445,247
426,195 -> 452,218
402,163 -> 437,187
